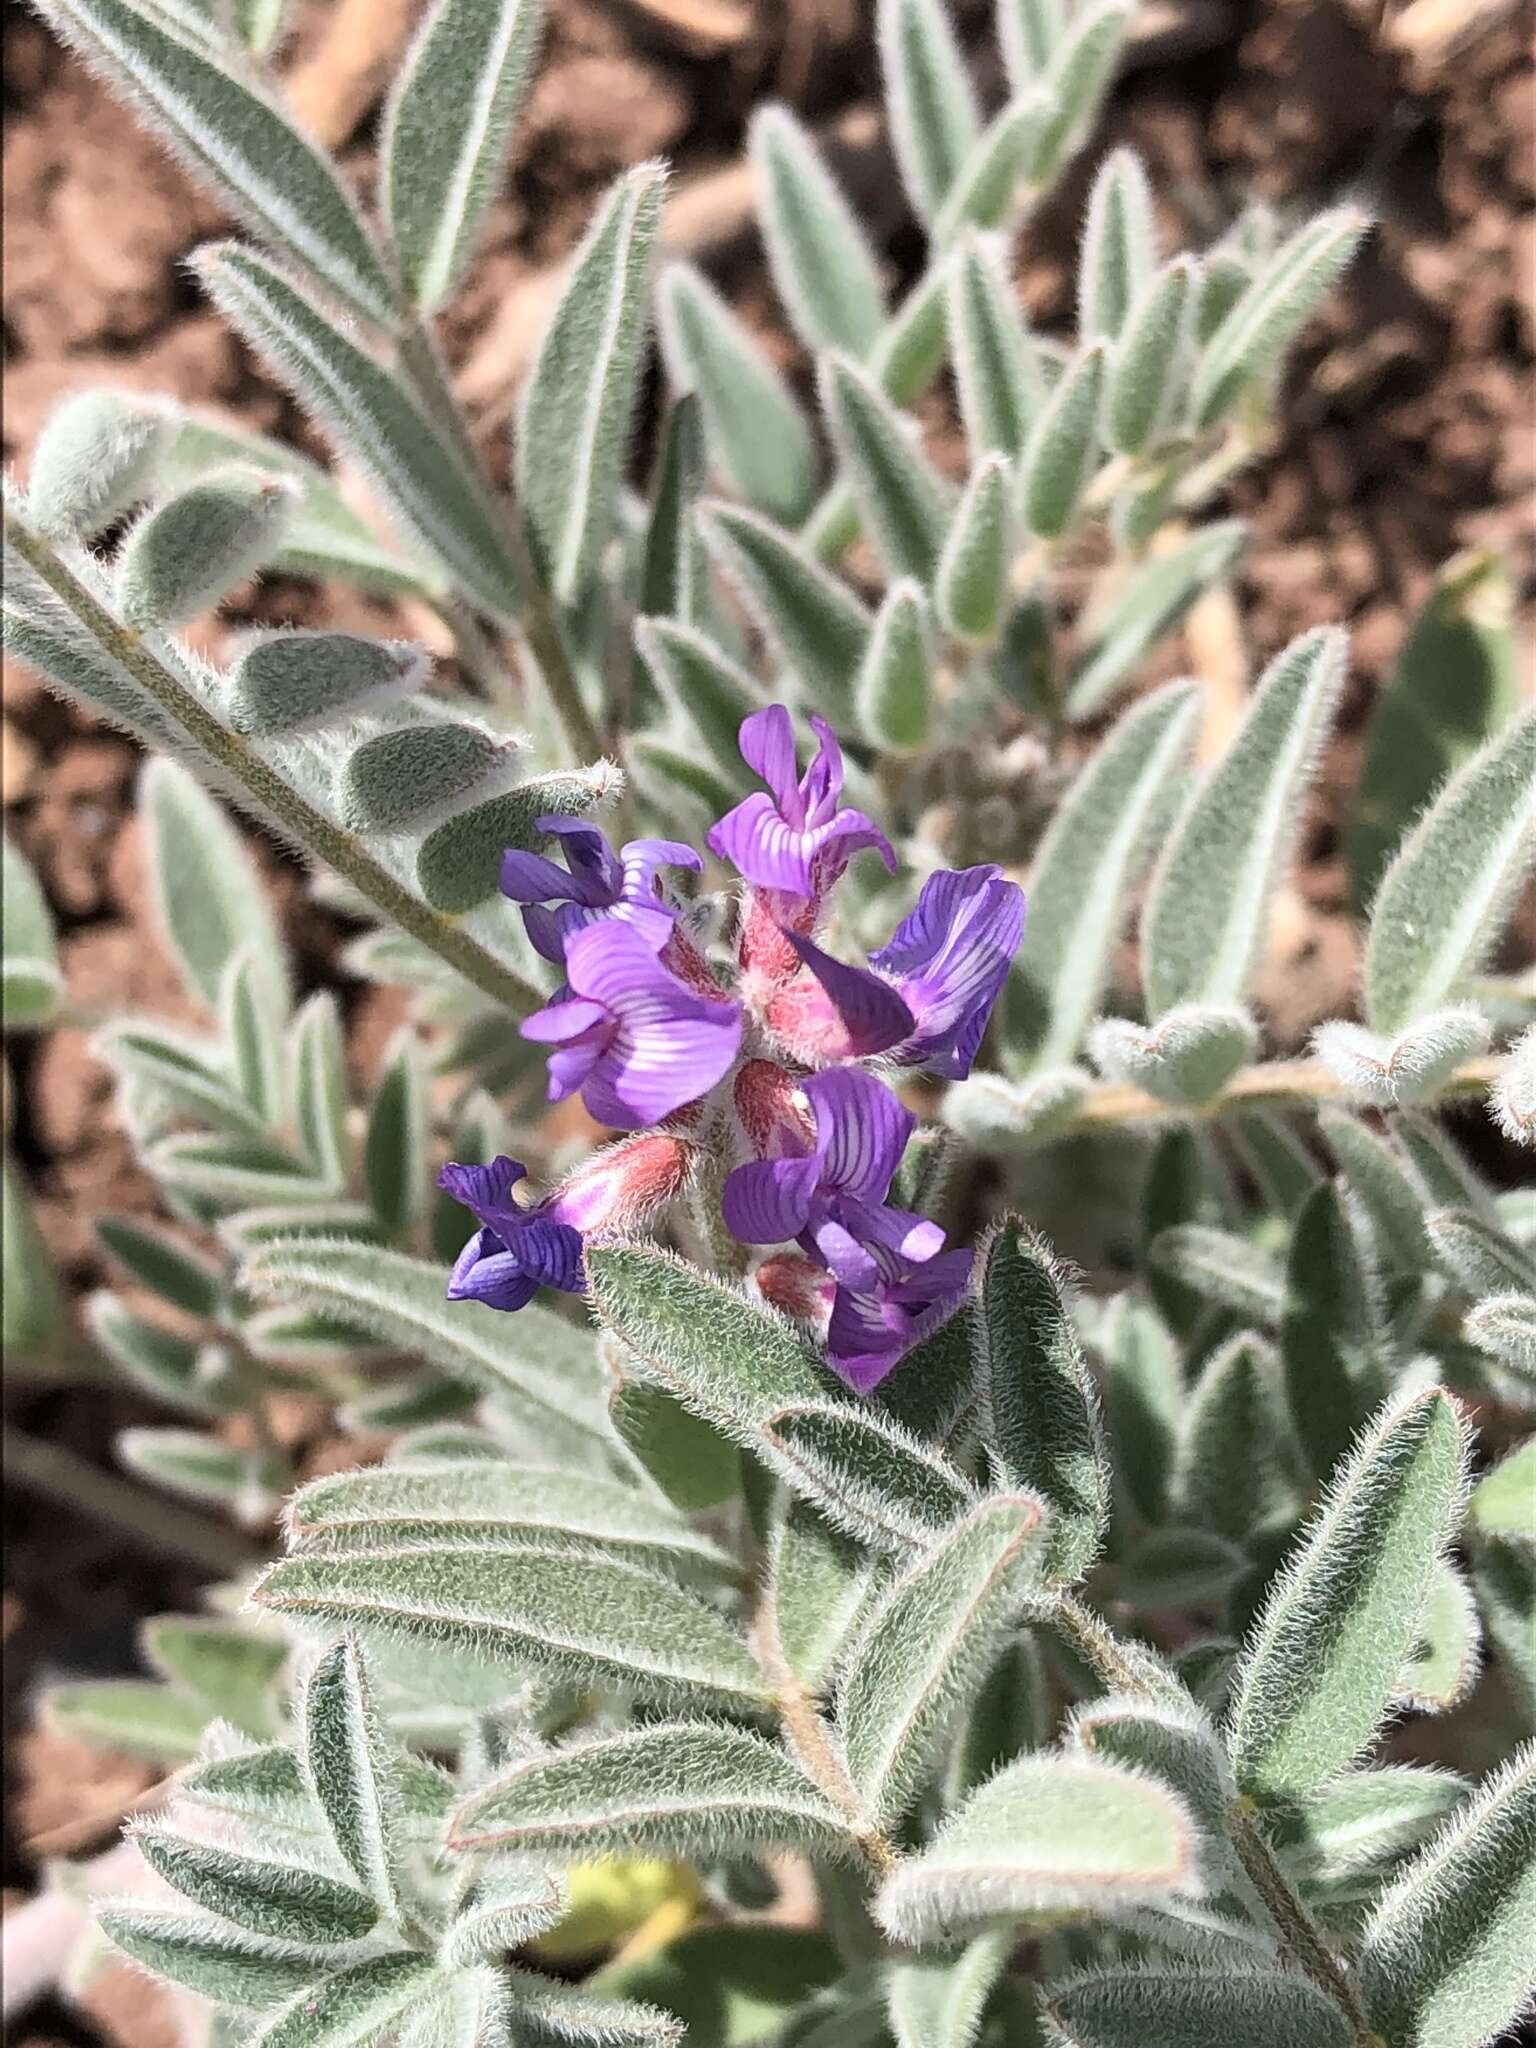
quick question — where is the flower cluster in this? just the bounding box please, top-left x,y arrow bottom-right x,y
440,708 -> 1025,1389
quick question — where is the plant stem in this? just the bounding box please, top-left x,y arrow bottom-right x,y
1227,1797 -> 1374,2041
4,506 -> 546,1019
1051,1591 -> 1157,1694
1064,1052 -> 1503,1132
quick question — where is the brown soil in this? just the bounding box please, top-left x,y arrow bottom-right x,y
2,1 -> 1532,2038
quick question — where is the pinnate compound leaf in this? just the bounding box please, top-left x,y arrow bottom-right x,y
1007,677 -> 1199,1068
1042,1965 -> 1353,2048
979,1222 -> 1105,1582
1358,1742 -> 1536,2048
876,1751 -> 1198,1944
885,1932 -> 1013,2048
839,1493 -> 1048,1828
1228,1385 -> 1469,1805
302,1638 -> 403,1917
383,0 -> 544,314
131,1823 -> 379,1944
658,263 -> 818,527
820,353 -> 953,583
877,0 -> 980,225
98,1905 -> 315,2011
448,1723 -> 848,1859
697,500 -> 870,716
751,105 -> 885,356
1142,626 -> 1346,1016
250,1952 -> 443,2048
1364,709 -> 1536,1037
252,1544 -> 769,1710
33,0 -> 399,325
518,165 -> 666,603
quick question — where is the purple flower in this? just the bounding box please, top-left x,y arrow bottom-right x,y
521,920 -> 742,1131
438,1156 -> 584,1310
722,1066 -> 970,1389
707,707 -> 895,902
779,865 -> 1025,1079
501,817 -> 701,965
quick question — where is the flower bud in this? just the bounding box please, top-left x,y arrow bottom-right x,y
733,1059 -> 808,1157
754,1253 -> 833,1323
551,1132 -> 698,1237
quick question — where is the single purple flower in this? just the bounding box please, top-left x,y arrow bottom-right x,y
438,1155 -> 584,1310
521,920 -> 742,1131
826,1245 -> 975,1393
501,817 -> 701,965
781,865 -> 1025,1079
707,707 -> 896,902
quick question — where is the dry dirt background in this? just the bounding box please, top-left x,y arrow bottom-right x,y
2,0 -> 1533,2040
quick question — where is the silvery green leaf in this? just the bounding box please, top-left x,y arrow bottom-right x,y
1,833 -> 61,1030
820,353 -> 953,582
142,1616 -> 285,1735
1491,1021 -> 1536,1148
1393,1109 -> 1498,1222
946,233 -> 1045,463
98,1905 -> 315,2011
46,1676 -> 208,1761
943,1632 -> 1050,1802
1115,1526 -> 1248,1611
608,1373 -> 743,1512
194,242 -> 517,618
1463,1293 -> 1536,1379
1173,1332 -> 1298,1544
251,1953 -> 443,2048
221,1203 -> 379,1255
143,1131 -> 329,1211
1066,1693 -> 1236,1869
1468,1438 -> 1536,1543
97,1214 -> 223,1321
1228,1384 -> 1469,1805
1190,206 -> 1368,430
27,387 -> 174,538
634,617 -> 765,781
1226,1109 -> 1319,1221
449,1722 -> 847,1859
499,1969 -> 684,2046
1008,678 -> 1199,1067
131,1822 -> 379,1944
979,1221 -> 1105,1583
226,631 -> 427,738
518,165 -> 666,602
33,0 -> 399,324
1026,1 -> 1131,185
625,734 -> 738,839
1020,339 -> 1106,539
856,579 -> 934,755
1066,523 -> 1246,722
116,466 -> 296,629
764,1400 -> 978,1553
88,1292 -> 237,1412
930,89 -> 1057,247
697,500 -> 870,716
1313,1006 -> 1493,1110
639,393 -> 708,628
658,263 -> 818,527
840,1493 -> 1048,1827
1142,626 -> 1346,1015
382,0 -> 544,314
287,1461 -> 730,1579
252,1544 -> 768,1709
397,1966 -> 512,2048
241,1237 -> 610,1457
289,992 -> 349,1185
1394,1558 -> 1481,1714
997,0 -> 1065,84
751,104 -> 885,356
339,721 -> 517,837
1425,1206 -> 1536,1299
95,1018 -> 267,1135
768,1495 -> 875,1693
1089,1003 -> 1258,1107
1097,1293 -> 1182,1527
1077,149 -> 1157,341
941,1067 -> 1090,1153
119,1425 -> 280,1516
1474,1541 -> 1536,1717
876,1751 -> 1198,1944
222,944 -> 285,1126
886,1932 -> 1013,2048
1364,710 -> 1536,1037
1358,1741 -> 1536,2048
1104,255 -> 1196,455
303,1639 -> 403,1917
1147,1225 -> 1283,1325
935,455 -> 1012,640
1318,1109 -> 1428,1273
415,766 -> 615,912
1041,1966 -> 1352,2048
363,1031 -> 429,1240
874,1298 -> 978,1449
441,1864 -> 566,1968
1280,1180 -> 1394,1483
877,0 -> 980,225
1279,1764 -> 1471,1883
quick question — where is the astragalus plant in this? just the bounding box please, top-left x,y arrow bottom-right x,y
3,0 -> 1535,2042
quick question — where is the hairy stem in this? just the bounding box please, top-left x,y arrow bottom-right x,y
1051,1591 -> 1158,1694
1227,1798 -> 1374,2040
1066,1052 -> 1503,1131
4,506 -> 546,1019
